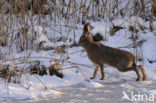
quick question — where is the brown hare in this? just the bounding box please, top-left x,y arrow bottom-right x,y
78,23 -> 147,81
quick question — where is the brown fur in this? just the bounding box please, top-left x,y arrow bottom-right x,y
79,23 -> 147,81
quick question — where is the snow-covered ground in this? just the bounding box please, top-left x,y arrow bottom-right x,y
0,16 -> 156,102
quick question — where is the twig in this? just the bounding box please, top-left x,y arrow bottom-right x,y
76,65 -> 91,82
68,60 -> 121,79
68,61 -> 91,82
69,49 -> 84,55
0,56 -> 57,64
34,75 -> 48,90
20,84 -> 31,90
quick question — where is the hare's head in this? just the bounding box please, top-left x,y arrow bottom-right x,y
78,23 -> 93,46
83,23 -> 94,33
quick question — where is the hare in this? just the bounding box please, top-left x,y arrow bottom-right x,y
78,23 -> 147,81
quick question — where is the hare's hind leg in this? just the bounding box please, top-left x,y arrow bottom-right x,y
138,65 -> 148,81
134,66 -> 143,81
90,65 -> 100,79
120,66 -> 143,81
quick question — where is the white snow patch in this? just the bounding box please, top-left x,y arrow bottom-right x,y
75,81 -> 103,88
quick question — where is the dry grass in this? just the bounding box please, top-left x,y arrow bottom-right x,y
0,0 -> 154,83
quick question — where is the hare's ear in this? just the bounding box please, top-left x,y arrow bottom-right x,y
83,23 -> 90,31
86,23 -> 94,30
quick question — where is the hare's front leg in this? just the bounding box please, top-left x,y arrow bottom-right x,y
100,64 -> 105,80
90,65 -> 100,79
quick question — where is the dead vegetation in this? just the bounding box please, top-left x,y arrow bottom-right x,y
29,61 -> 63,78
49,62 -> 64,78
0,65 -> 21,83
0,0 -> 155,83
92,33 -> 104,42
0,65 -> 9,79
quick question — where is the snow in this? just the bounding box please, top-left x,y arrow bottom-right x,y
72,81 -> 103,88
0,16 -> 156,102
91,22 -> 110,39
0,78 -> 63,100
141,32 -> 156,60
